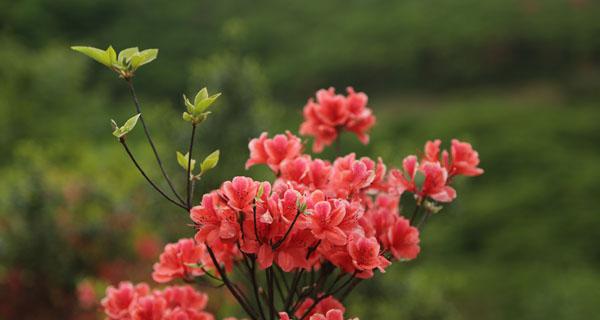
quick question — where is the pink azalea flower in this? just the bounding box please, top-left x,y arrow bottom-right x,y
221,176 -> 259,212
308,200 -> 347,246
162,285 -> 208,310
132,294 -> 166,320
386,217 -> 420,260
246,132 -> 269,169
152,239 -> 205,283
300,87 -> 375,153
190,192 -> 240,245
390,156 -> 456,203
295,296 -> 345,319
309,309 -> 345,320
449,139 -> 484,177
246,131 -> 302,172
101,282 -> 149,319
347,235 -> 390,273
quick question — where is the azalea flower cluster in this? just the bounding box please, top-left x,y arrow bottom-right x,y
300,87 -> 375,153
101,282 -> 214,320
95,82 -> 482,320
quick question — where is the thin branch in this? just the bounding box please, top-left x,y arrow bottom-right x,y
204,244 -> 258,320
125,79 -> 184,204
272,209 -> 302,250
186,124 -> 197,208
120,139 -> 187,210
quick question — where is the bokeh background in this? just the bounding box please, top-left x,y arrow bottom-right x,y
1,0 -> 600,319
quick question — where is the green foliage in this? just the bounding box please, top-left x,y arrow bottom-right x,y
200,150 -> 220,175
176,151 -> 196,172
182,87 -> 221,124
111,113 -> 140,138
71,45 -> 158,78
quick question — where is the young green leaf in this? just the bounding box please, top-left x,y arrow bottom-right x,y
106,46 -> 117,66
194,92 -> 221,113
182,94 -> 195,114
194,88 -> 209,105
182,112 -> 194,122
118,47 -> 139,63
200,150 -> 220,174
129,49 -> 158,70
71,46 -> 111,67
176,151 -> 196,171
112,113 -> 141,138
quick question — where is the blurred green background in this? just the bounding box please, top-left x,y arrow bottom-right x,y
1,0 -> 599,319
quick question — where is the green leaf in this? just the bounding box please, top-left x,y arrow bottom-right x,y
183,94 -> 195,114
182,112 -> 194,122
106,46 -> 117,66
71,46 -> 111,67
194,88 -> 209,105
122,113 -> 141,131
176,151 -> 196,171
195,93 -> 221,113
118,47 -> 139,63
201,150 -> 220,174
112,113 -> 141,138
129,49 -> 158,70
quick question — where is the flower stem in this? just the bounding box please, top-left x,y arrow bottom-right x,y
119,139 -> 187,211
125,79 -> 185,205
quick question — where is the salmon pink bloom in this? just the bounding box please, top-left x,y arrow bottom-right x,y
309,309 -> 345,320
348,235 -> 390,273
162,285 -> 208,310
221,176 -> 258,212
190,192 -> 240,244
308,200 -> 347,246
245,132 -> 269,169
308,159 -> 332,189
133,294 -> 166,320
246,131 -> 302,172
101,281 -> 150,319
152,239 -> 205,283
280,156 -> 311,184
386,217 -> 420,260
424,139 -> 442,163
313,88 -> 350,126
300,87 -> 375,153
448,139 -> 484,177
295,296 -> 345,319
346,113 -> 375,145
420,162 -> 456,202
330,154 -> 375,197
390,156 -> 456,203
422,139 -> 483,177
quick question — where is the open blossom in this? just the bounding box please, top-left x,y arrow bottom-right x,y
386,217 -> 420,260
300,87 -> 375,153
246,131 -> 303,172
390,156 -> 456,203
424,139 -> 484,177
101,282 -> 150,319
221,176 -> 258,212
308,200 -> 348,246
448,139 -> 484,176
102,283 -> 214,320
152,239 -> 205,283
190,192 -> 240,244
347,235 -> 390,273
133,294 -> 166,320
295,296 -> 345,319
329,154 -> 376,198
